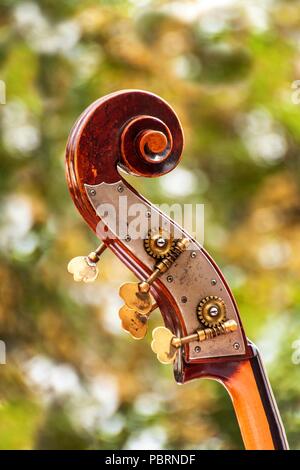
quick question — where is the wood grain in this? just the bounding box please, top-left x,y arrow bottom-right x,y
181,343 -> 288,450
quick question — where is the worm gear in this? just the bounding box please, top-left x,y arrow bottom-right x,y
197,296 -> 226,327
144,227 -> 175,259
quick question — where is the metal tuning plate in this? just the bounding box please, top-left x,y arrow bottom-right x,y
85,180 -> 246,362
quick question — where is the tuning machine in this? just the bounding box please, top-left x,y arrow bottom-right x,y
67,243 -> 106,282
151,320 -> 238,364
144,227 -> 175,259
119,237 -> 189,339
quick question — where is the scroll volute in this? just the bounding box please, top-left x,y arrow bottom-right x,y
66,90 -> 183,231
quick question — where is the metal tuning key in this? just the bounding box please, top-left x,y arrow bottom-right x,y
119,303 -> 158,340
67,243 -> 106,283
118,237 -> 189,338
151,320 -> 238,364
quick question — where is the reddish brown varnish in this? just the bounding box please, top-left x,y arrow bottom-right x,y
66,90 -> 183,231
182,343 -> 288,449
65,90 -> 288,450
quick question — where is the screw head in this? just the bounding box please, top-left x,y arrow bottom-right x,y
146,210 -> 151,218
89,189 -> 96,196
233,342 -> 240,350
191,251 -> 197,258
167,275 -> 173,283
194,346 -> 201,353
125,235 -> 131,242
117,184 -> 124,193
156,237 -> 166,248
208,305 -> 219,317
181,296 -> 187,303
211,279 -> 217,286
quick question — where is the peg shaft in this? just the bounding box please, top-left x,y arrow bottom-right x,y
119,237 -> 190,317
172,320 -> 238,348
152,320 -> 238,364
87,243 -> 107,263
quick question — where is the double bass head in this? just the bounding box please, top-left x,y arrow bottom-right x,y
65,89 -> 246,369
65,89 -> 289,450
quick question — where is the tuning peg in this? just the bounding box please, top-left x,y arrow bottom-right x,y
67,243 -> 106,283
119,282 -> 152,314
151,326 -> 178,364
119,303 -> 158,340
151,320 -> 238,364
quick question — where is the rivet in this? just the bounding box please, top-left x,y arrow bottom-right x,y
117,184 -> 124,193
211,279 -> 217,286
195,346 -> 201,353
125,235 -> 131,242
181,296 -> 187,303
167,275 -> 173,283
233,342 -> 240,350
89,189 -> 96,196
191,251 -> 197,258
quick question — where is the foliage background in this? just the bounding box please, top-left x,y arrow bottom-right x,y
0,0 -> 300,450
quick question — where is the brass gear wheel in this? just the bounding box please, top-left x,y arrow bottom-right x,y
197,296 -> 226,327
144,227 -> 175,259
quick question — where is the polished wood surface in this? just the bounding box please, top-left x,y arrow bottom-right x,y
182,343 -> 288,450
66,90 -> 183,231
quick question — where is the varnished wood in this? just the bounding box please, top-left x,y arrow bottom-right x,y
66,90 -> 183,232
181,343 -> 288,450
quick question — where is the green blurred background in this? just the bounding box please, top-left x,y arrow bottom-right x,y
0,0 -> 300,450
